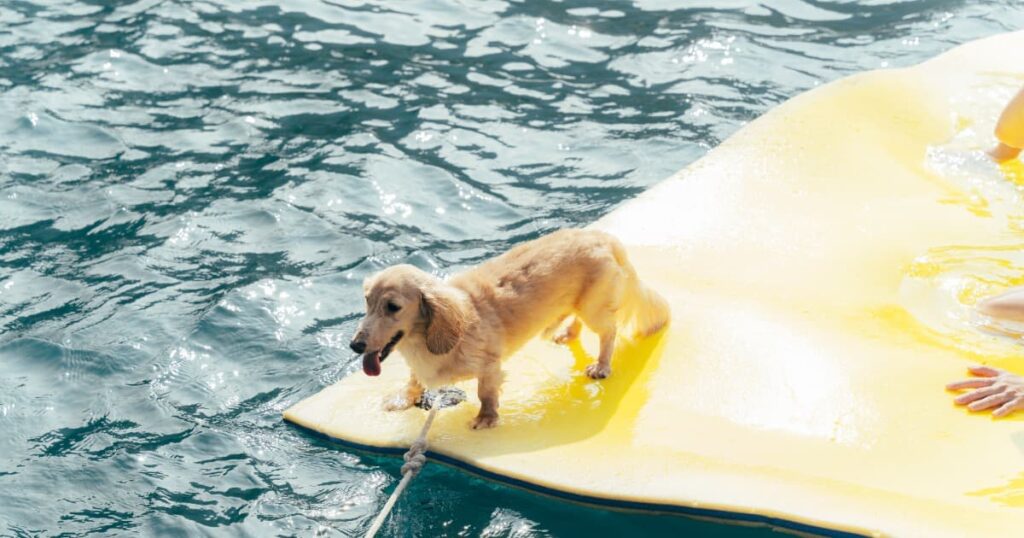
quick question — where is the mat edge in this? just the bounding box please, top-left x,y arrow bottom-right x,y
283,416 -> 875,538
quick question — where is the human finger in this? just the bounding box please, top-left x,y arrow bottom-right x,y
993,397 -> 1024,418
968,365 -> 1001,377
954,385 -> 1004,405
968,392 -> 1015,411
946,378 -> 996,390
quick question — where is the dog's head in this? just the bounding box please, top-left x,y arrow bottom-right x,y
350,264 -> 467,376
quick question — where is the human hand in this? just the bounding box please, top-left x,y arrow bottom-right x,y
947,365 -> 1024,417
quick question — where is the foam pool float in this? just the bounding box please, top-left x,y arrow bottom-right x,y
285,31 -> 1024,536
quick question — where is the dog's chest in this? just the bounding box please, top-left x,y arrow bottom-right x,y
397,338 -> 469,388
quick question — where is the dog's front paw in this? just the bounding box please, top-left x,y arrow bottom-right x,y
470,413 -> 499,430
585,363 -> 611,379
382,393 -> 415,412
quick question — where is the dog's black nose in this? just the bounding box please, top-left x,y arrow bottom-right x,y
349,340 -> 366,354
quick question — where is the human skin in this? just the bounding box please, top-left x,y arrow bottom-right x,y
966,87 -> 1024,414
988,86 -> 1024,162
947,365 -> 1024,417
988,142 -> 1021,161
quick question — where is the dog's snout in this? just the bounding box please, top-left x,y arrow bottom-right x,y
349,339 -> 367,354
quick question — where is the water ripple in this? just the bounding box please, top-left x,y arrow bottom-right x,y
1,0 -> 1023,535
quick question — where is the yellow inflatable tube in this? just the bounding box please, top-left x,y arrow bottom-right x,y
286,31 -> 1024,536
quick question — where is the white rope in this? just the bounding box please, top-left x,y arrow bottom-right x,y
363,403 -> 440,538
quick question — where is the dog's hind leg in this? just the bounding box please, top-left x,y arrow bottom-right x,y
541,314 -> 581,344
584,321 -> 616,379
541,314 -> 569,341
553,317 -> 582,344
577,265 -> 625,379
577,300 -> 618,378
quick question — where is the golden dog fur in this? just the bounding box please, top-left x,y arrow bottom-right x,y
350,228 -> 670,429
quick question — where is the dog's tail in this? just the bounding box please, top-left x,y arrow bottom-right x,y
611,239 -> 670,338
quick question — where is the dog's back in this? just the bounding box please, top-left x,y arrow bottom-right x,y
452,229 -> 668,355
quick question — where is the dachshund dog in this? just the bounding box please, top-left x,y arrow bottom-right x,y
349,229 -> 670,429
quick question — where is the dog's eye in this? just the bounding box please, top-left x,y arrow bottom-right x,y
386,302 -> 401,313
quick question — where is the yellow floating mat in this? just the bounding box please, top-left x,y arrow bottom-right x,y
286,31 -> 1024,537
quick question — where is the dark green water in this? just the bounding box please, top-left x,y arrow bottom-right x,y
2,1 -> 1023,536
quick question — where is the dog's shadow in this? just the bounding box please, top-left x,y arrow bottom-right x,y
454,330 -> 668,456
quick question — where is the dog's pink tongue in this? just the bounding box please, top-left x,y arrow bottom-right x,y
362,351 -> 381,376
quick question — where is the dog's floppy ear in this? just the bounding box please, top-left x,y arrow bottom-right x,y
420,283 -> 466,355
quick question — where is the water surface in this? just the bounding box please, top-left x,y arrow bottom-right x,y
2,0 -> 1023,536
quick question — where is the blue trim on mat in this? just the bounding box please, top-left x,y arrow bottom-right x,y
285,419 -> 868,538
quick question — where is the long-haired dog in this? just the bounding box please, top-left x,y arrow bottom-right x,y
349,229 -> 670,429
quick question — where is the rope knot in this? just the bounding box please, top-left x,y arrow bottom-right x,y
400,439 -> 427,476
